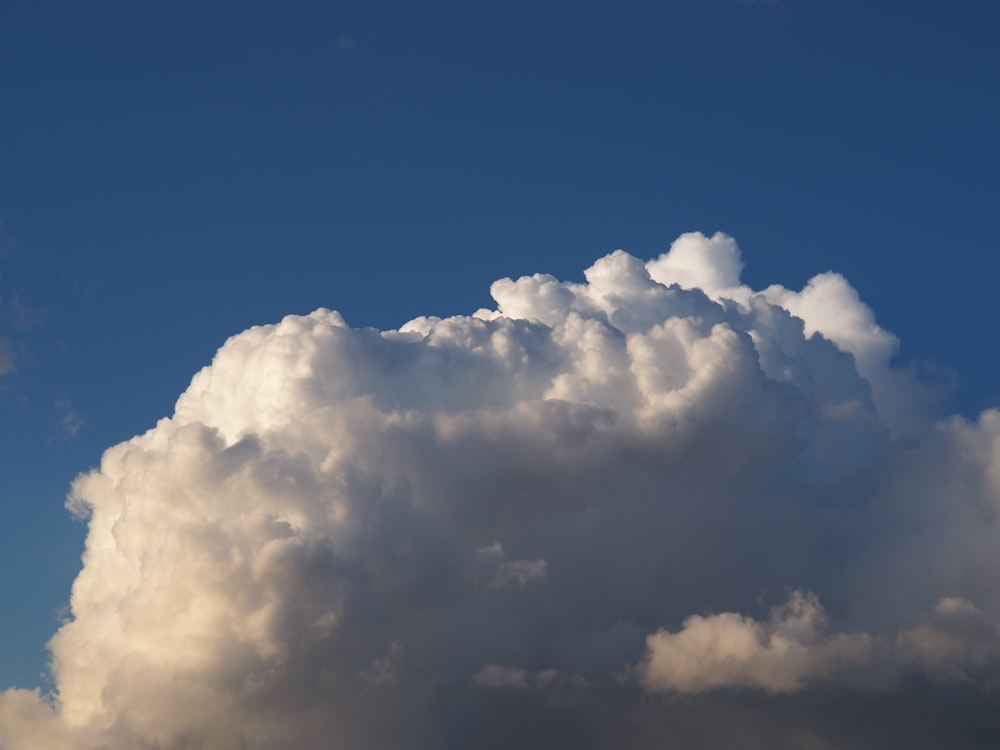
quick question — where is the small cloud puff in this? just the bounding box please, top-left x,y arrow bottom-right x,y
638,592 -> 1000,695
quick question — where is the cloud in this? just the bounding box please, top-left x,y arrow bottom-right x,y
2,233 -> 1000,749
471,664 -> 531,690
638,591 -> 1000,695
52,399 -> 81,439
638,591 -> 875,694
646,231 -> 746,300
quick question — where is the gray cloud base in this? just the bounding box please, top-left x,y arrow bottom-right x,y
2,233 -> 999,749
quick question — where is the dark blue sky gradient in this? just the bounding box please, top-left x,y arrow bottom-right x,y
1,0 -> 998,688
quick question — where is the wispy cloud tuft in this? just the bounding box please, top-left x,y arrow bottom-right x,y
53,399 -> 81,439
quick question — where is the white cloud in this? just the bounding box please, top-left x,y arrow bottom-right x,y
647,231 -> 746,301
638,592 -> 875,694
637,592 -> 1000,695
2,233 -> 999,749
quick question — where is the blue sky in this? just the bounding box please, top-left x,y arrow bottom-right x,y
1,0 -> 999,741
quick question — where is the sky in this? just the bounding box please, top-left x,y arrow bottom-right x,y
1,1 -> 999,748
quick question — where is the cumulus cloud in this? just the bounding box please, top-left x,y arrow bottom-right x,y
647,231 -> 746,300
638,591 -> 875,694
638,591 -> 1000,695
2,232 -> 1000,749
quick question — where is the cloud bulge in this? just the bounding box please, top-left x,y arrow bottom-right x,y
3,232 -> 1000,749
